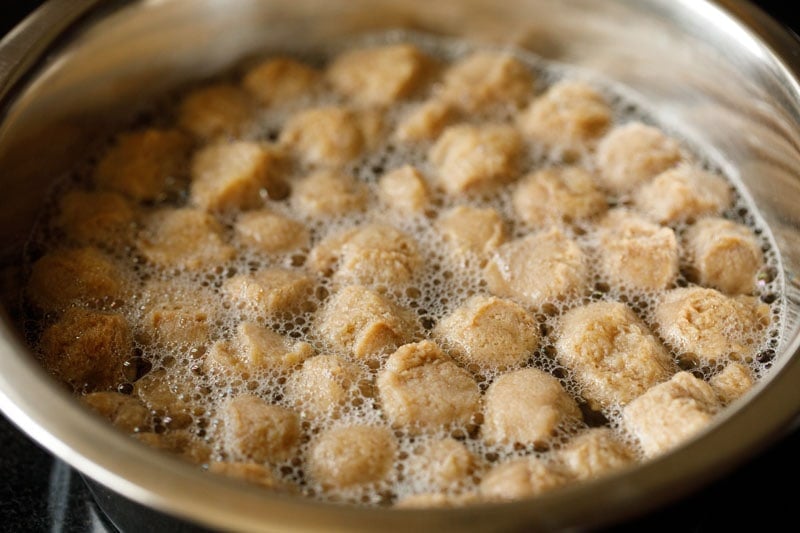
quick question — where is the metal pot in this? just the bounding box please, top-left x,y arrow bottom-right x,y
1,1 -> 800,531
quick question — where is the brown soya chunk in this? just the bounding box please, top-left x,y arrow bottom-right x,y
134,369 -> 199,430
623,372 -> 721,458
317,285 -> 420,360
434,295 -> 538,369
178,83 -> 252,140
135,430 -> 211,465
223,395 -> 301,464
394,99 -> 457,143
27,247 -> 132,314
480,457 -> 572,501
377,165 -> 430,214
377,340 -> 481,435
556,428 -> 634,481
243,57 -> 320,106
404,438 -> 478,492
439,51 -> 534,113
39,307 -> 132,391
234,210 -> 309,254
512,166 -> 607,228
208,461 -> 287,491
138,280 -> 217,351
284,354 -> 362,419
709,362 -> 754,405
482,368 -> 581,447
93,128 -> 190,202
56,190 -> 136,248
436,206 -> 506,257
291,170 -> 368,217
222,268 -> 314,317
82,391 -> 150,433
307,425 -> 397,489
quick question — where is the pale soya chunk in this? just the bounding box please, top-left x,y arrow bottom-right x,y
654,287 -> 769,364
377,341 -> 480,434
378,165 -> 430,214
222,268 -> 314,317
633,164 -> 732,224
27,247 -> 132,313
434,295 -> 539,369
709,363 -> 754,405
82,391 -> 150,433
429,124 -> 523,194
190,141 -> 284,212
596,122 -> 682,194
308,425 -> 397,489
436,206 -> 506,257
291,170 -> 368,217
135,369 -> 199,429
395,99 -> 457,143
512,166 -> 607,227
234,210 -> 309,253
56,191 -> 136,248
137,208 -> 235,271
439,51 -> 534,112
318,285 -> 419,360
242,57 -> 320,106
556,301 -> 674,409
284,354 -> 362,418
327,43 -> 433,106
482,368 -> 581,446
623,372 -> 721,458
40,308 -> 132,391
685,217 -> 763,295
178,83 -> 252,140
404,438 -> 477,492
480,457 -> 571,501
595,209 -> 679,291
557,428 -> 634,481
206,321 -> 313,375
309,224 -> 421,287
280,106 -> 380,168
223,395 -> 301,463
94,128 -> 190,202
518,80 -> 612,153
484,227 -> 587,309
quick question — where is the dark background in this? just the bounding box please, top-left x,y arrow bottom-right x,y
1,0 -> 799,531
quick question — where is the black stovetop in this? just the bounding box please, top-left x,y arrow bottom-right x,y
2,1 -> 800,531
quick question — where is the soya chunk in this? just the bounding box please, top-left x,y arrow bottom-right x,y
134,369 -> 199,430
623,372 -> 720,457
135,430 -> 211,465
633,165 -> 732,224
190,141 -> 284,212
595,209 -> 679,291
56,191 -> 136,248
280,106 -> 380,168
82,391 -> 150,433
40,308 -> 132,391
512,166 -> 607,227
318,285 -> 419,360
234,210 -> 309,254
377,341 -> 480,434
434,295 -> 539,369
93,128 -> 190,202
484,227 -> 587,309
284,354 -> 363,418
206,321 -> 313,376
518,80 -> 611,153
291,170 -> 368,217
208,461 -> 286,490
596,122 -> 682,194
440,51 -> 534,112
137,208 -> 234,271
223,395 -> 301,463
28,247 -> 131,313
309,224 -> 421,287
378,165 -> 430,214
327,43 -> 434,106
222,268 -> 314,317
685,217 -> 763,295
405,438 -> 477,491
429,124 -> 522,194
395,99 -> 457,143
480,457 -> 571,501
653,287 -> 769,364
242,57 -> 320,106
394,492 -> 480,509
710,363 -> 754,404
178,83 -> 252,140
557,428 -> 634,481
308,425 -> 396,489
482,368 -> 581,446
556,301 -> 674,409
437,206 -> 506,257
